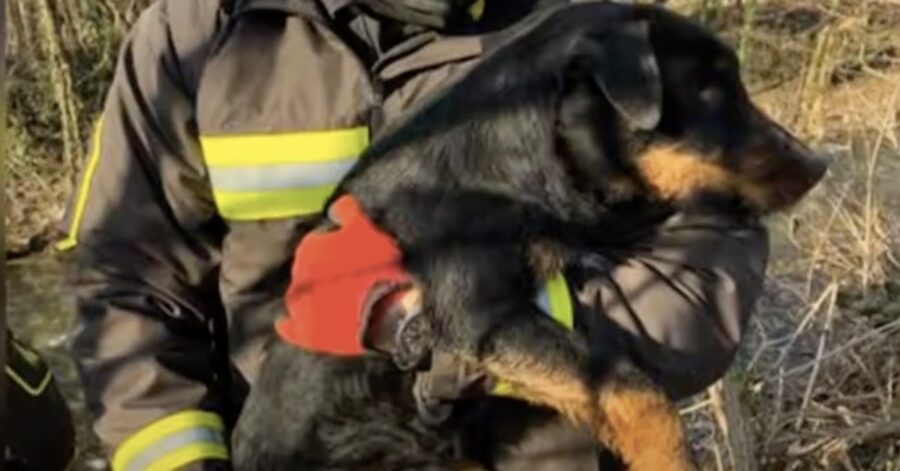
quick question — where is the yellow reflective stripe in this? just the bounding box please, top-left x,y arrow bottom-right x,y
491,380 -> 516,397
5,365 -> 52,397
112,411 -> 226,471
213,185 -> 337,220
201,128 -> 369,219
11,338 -> 42,367
56,115 -> 105,251
545,271 -> 574,330
144,443 -> 228,471
469,0 -> 486,20
5,339 -> 52,396
200,127 -> 370,167
491,271 -> 573,397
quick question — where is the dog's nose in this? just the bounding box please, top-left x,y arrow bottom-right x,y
771,151 -> 829,210
800,154 -> 829,186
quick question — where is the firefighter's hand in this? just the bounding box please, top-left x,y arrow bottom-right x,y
277,195 -> 425,359
355,0 -> 482,29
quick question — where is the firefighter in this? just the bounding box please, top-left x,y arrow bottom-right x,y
4,329 -> 76,471
58,0 -> 769,469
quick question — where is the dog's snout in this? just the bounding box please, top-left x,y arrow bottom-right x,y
799,153 -> 828,185
742,110 -> 829,211
769,124 -> 829,186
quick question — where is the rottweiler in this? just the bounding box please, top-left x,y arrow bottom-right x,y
233,3 -> 826,470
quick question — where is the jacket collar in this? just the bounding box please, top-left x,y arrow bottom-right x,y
233,0 -> 350,17
230,1 -> 557,31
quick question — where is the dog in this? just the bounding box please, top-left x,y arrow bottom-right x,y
232,3 -> 827,470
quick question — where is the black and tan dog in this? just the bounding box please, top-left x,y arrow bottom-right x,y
233,3 -> 826,470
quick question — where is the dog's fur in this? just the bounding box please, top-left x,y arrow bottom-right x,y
233,4 -> 826,470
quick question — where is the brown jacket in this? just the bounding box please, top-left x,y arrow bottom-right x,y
58,0 -> 769,469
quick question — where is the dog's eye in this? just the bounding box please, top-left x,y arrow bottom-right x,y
693,72 -> 724,105
693,55 -> 738,105
698,83 -> 723,106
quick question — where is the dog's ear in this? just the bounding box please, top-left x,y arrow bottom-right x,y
578,19 -> 662,130
554,19 -> 661,193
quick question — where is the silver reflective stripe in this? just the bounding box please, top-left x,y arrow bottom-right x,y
535,287 -> 552,316
124,427 -> 225,471
207,159 -> 358,191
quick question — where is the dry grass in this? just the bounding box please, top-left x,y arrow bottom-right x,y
664,1 -> 900,469
4,0 -> 153,256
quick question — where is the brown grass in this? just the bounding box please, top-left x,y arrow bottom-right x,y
664,1 -> 900,469
4,0 -> 154,256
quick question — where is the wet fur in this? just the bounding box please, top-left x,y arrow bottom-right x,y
233,4 -> 824,471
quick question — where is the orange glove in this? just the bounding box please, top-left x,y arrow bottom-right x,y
277,195 -> 414,356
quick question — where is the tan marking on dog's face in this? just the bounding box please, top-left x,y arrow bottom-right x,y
635,145 -> 770,209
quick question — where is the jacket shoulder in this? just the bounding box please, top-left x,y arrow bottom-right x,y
123,0 -> 226,94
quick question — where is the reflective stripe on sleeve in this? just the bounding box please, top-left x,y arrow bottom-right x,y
112,410 -> 228,471
5,338 -> 53,396
207,160 -> 358,191
5,365 -> 52,397
56,115 -> 105,251
200,127 -> 369,220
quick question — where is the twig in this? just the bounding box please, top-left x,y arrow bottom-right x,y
795,281 -> 839,430
679,398 -> 712,416
709,376 -> 758,471
844,419 -> 900,446
862,86 -> 899,293
774,283 -> 837,369
712,439 -> 725,471
775,317 -> 900,380
781,419 -> 900,457
886,355 -> 895,418
764,366 -> 787,455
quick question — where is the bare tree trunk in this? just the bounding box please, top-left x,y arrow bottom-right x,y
9,0 -> 35,57
709,376 -> 759,471
34,0 -> 83,182
58,0 -> 88,50
99,0 -> 126,34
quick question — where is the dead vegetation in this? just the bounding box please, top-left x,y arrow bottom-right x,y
665,1 -> 900,469
4,0 -> 153,257
4,0 -> 899,469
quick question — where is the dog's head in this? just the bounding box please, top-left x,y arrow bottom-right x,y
556,5 -> 827,214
